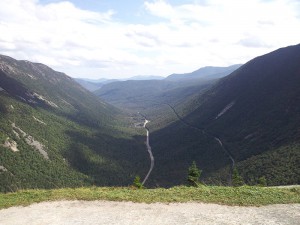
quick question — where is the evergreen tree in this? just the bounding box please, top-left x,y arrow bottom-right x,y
133,175 -> 143,189
187,161 -> 202,186
258,176 -> 267,186
232,167 -> 244,187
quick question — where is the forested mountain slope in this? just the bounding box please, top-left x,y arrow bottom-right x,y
74,78 -> 118,92
95,65 -> 240,113
2,43 -> 298,191
0,55 -> 147,192
166,64 -> 241,81
149,44 -> 300,187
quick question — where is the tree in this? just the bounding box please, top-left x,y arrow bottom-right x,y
187,161 -> 202,186
133,175 -> 143,189
258,176 -> 267,186
232,167 -> 244,187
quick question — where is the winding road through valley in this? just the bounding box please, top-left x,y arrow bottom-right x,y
141,119 -> 154,185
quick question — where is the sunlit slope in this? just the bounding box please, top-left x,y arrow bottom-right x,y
0,55 -> 147,192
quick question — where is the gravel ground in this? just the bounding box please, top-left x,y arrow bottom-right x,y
0,201 -> 299,225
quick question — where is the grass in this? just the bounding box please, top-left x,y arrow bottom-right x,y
0,185 -> 299,209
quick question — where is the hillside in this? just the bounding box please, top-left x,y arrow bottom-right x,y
1,44 -> 299,191
94,65 -> 240,115
74,78 -> 118,92
75,76 -> 164,92
166,64 -> 242,81
127,75 -> 164,80
0,55 -> 148,192
149,44 -> 300,186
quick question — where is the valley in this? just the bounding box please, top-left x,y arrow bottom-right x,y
1,44 -> 300,192
92,44 -> 300,187
141,118 -> 154,185
1,1 -> 300,224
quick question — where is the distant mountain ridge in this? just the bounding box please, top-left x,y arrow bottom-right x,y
126,75 -> 164,80
94,64 -> 241,112
75,75 -> 164,92
74,78 -> 118,92
75,66 -> 241,92
166,64 -> 242,81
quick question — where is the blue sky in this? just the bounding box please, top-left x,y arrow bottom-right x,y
0,0 -> 300,79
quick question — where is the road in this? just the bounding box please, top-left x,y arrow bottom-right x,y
214,137 -> 235,168
166,104 -> 235,183
141,119 -> 154,185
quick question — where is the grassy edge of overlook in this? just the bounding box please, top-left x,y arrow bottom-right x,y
0,185 -> 299,209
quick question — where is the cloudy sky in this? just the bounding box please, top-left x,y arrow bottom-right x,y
0,0 -> 300,79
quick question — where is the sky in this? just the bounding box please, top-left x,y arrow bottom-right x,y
0,0 -> 300,79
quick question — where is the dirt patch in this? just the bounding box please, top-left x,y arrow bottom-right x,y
12,123 -> 49,159
0,201 -> 299,225
2,138 -> 19,152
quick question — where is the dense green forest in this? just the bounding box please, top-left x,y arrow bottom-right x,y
93,44 -> 300,187
148,44 -> 300,186
1,44 -> 300,192
0,55 -> 148,192
94,65 -> 240,114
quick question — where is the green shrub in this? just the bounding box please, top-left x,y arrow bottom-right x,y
133,176 -> 143,189
187,161 -> 202,186
232,167 -> 244,187
258,176 -> 267,186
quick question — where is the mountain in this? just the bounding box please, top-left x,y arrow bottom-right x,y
2,43 -> 299,191
75,78 -> 109,83
74,78 -> 118,91
127,75 -> 164,80
166,64 -> 242,81
75,76 -> 164,92
149,44 -> 300,187
74,76 -> 164,92
0,55 -> 147,192
94,65 -> 241,113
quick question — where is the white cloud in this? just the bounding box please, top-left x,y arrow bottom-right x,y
0,0 -> 300,78
142,0 -> 300,68
144,0 -> 174,18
